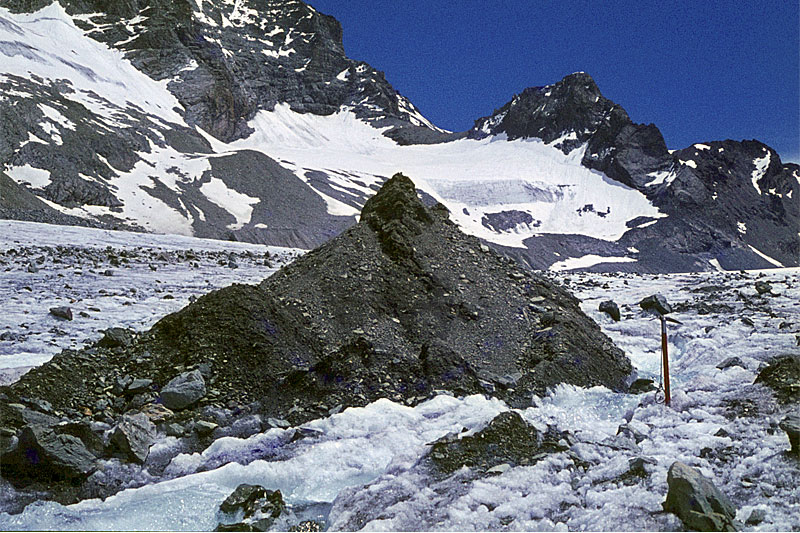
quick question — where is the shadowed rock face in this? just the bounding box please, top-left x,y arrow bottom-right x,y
5,175 -> 633,438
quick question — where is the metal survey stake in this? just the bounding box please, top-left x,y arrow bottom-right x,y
660,315 -> 671,406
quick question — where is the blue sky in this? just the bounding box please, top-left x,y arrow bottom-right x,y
309,1 -> 799,163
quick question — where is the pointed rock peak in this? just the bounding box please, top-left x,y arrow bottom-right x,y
360,173 -> 433,229
360,173 -> 434,260
558,71 -> 600,90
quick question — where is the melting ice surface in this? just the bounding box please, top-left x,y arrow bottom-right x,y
1,222 -> 799,530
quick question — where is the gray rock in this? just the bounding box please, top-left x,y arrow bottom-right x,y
629,378 -> 656,394
779,413 -> 799,457
49,306 -> 73,321
745,509 -> 766,526
10,424 -> 96,480
217,484 -> 286,531
663,461 -> 738,531
639,294 -> 672,315
165,423 -> 185,437
195,420 -> 218,436
160,370 -> 206,410
599,300 -> 621,321
717,357 -> 745,370
126,378 -> 153,395
98,327 -> 134,349
754,281 -> 773,295
110,413 -> 157,463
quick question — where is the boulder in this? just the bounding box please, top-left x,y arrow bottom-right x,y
217,484 -> 286,531
639,294 -> 672,315
160,370 -> 206,410
717,357 -> 745,370
779,413 -> 799,457
629,378 -> 657,394
126,378 -> 153,395
754,281 -> 773,295
754,354 -> 800,403
110,413 -> 157,463
428,411 -> 569,476
663,461 -> 738,531
5,424 -> 96,481
49,306 -> 73,321
599,300 -> 621,321
98,328 -> 134,349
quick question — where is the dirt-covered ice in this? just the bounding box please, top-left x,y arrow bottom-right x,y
0,220 -> 798,531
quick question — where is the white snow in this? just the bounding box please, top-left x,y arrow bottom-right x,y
39,103 -> 76,130
199,176 -> 260,230
5,164 -> 52,189
0,3 -> 185,124
549,254 -> 637,272
227,105 -> 666,248
751,151 -> 771,195
679,159 -> 697,169
748,245 -> 785,268
737,222 -> 747,234
644,168 -> 676,187
335,68 -> 349,81
694,143 -> 711,151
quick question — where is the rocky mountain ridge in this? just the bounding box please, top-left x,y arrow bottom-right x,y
0,0 -> 797,272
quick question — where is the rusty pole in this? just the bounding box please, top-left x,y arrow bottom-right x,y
660,315 -> 671,406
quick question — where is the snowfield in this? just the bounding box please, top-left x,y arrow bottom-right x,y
0,220 -> 302,375
0,222 -> 798,531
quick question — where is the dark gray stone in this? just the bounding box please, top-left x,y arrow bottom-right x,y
160,370 -> 206,410
663,461 -> 738,532
599,300 -> 621,321
629,378 -> 657,394
98,327 -> 134,349
7,424 -> 96,481
754,281 -> 773,295
49,306 -> 72,321
745,509 -> 766,526
639,294 -> 672,315
779,413 -> 799,457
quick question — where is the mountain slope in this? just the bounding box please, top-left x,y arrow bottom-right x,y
0,1 -> 796,271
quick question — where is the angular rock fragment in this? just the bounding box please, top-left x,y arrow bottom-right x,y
779,413 -> 799,457
98,327 -> 134,349
160,370 -> 206,410
663,461 -> 738,532
217,484 -> 286,532
754,281 -> 773,295
639,294 -> 672,315
754,354 -> 800,403
3,424 -> 96,482
428,411 -> 568,476
110,413 -> 156,463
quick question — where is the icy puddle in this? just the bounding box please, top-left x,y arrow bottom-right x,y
1,222 -> 798,530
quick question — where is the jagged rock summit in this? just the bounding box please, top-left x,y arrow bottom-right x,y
473,72 -> 799,271
3,176 -> 632,485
